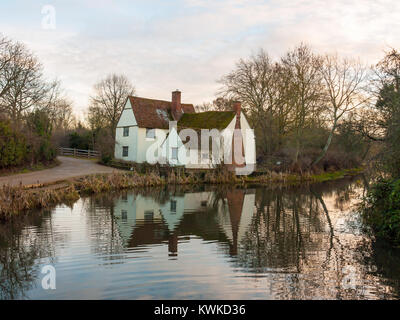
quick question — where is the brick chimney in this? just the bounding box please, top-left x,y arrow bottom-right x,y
231,100 -> 245,169
171,90 -> 182,120
233,101 -> 241,116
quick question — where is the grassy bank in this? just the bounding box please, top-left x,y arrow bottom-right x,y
0,166 -> 363,219
246,167 -> 363,184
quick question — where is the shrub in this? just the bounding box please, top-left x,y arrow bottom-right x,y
0,111 -> 57,170
26,109 -> 57,164
0,120 -> 28,168
69,131 -> 91,150
362,178 -> 400,244
101,153 -> 112,165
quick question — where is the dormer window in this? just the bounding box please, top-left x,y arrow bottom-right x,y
146,128 -> 155,139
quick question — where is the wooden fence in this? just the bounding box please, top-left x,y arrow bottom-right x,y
58,147 -> 101,159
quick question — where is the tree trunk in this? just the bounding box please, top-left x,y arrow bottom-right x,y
311,121 -> 336,167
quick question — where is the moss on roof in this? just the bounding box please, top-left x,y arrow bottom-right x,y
178,111 -> 236,130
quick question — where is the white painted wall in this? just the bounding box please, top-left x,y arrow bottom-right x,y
240,113 -> 256,165
160,126 -> 186,166
115,125 -> 138,162
115,99 -> 139,162
137,127 -> 169,163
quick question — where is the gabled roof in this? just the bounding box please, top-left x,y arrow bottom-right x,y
128,96 -> 195,129
177,111 -> 236,130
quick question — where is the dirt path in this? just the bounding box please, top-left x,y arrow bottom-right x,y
0,156 -> 121,187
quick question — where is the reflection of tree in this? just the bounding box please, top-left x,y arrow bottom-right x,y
310,187 -> 347,298
0,211 -> 55,299
231,178 -> 397,299
237,188 -> 324,273
83,194 -> 125,261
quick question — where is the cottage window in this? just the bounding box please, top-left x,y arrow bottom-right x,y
171,148 -> 178,160
144,210 -> 154,221
121,210 -> 127,220
123,127 -> 129,137
146,128 -> 155,139
170,200 -> 177,212
122,146 -> 129,157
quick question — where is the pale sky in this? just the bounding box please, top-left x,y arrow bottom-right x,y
1,0 -> 399,118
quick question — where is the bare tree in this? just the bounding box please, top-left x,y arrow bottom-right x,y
195,97 -> 234,112
312,54 -> 368,166
40,80 -> 76,131
218,49 -> 286,156
89,74 -> 135,138
219,49 -> 275,118
0,41 -> 49,125
359,48 -> 400,140
280,44 -> 324,163
0,35 -> 21,100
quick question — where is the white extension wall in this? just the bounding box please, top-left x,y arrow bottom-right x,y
115,99 -> 138,162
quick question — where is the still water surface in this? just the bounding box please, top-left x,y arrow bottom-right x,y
1,177 -> 400,299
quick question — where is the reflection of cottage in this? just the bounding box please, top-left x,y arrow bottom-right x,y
217,190 -> 256,255
113,189 -> 256,257
113,191 -> 214,249
114,90 -> 256,172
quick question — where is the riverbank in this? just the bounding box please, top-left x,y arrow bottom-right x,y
0,167 -> 363,219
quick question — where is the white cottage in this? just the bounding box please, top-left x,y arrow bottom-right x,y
114,90 -> 256,173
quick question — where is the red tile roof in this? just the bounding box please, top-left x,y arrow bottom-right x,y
128,96 -> 195,129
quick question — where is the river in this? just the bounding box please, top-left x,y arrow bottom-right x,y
1,176 -> 400,299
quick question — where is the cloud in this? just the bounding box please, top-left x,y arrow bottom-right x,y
0,0 -> 399,117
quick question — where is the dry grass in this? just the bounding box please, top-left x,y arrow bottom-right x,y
76,171 -> 165,194
0,184 -> 79,219
0,166 -> 363,219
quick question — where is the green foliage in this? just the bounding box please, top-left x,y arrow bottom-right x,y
362,178 -> 400,244
335,121 -> 368,159
69,131 -> 91,150
26,110 -> 57,163
27,109 -> 52,138
0,110 -> 56,170
375,83 -> 400,178
0,120 -> 27,168
360,49 -> 400,246
101,153 -> 112,165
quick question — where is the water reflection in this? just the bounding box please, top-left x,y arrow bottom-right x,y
1,177 -> 400,299
0,210 -> 55,299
